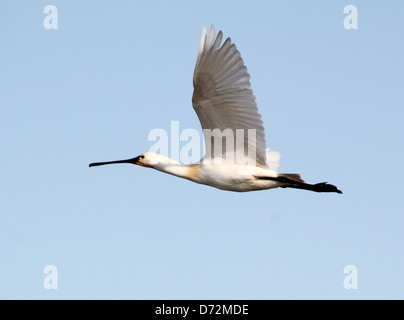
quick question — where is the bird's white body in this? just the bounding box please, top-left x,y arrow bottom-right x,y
197,164 -> 279,192
89,26 -> 342,195
156,164 -> 279,192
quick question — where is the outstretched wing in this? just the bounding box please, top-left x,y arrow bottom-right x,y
192,26 -> 268,167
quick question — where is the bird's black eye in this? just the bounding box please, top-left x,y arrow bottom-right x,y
139,155 -> 145,159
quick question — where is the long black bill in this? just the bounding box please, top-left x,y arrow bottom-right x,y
89,156 -> 140,168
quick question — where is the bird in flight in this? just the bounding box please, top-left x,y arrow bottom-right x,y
90,26 -> 342,194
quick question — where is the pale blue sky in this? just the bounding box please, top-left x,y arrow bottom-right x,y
1,1 -> 403,299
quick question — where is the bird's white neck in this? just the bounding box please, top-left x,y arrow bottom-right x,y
152,161 -> 200,183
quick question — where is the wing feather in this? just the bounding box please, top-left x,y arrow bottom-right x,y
192,26 -> 268,167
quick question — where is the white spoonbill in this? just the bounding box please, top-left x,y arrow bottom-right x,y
90,26 -> 342,194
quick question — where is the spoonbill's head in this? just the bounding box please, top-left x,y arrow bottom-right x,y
131,153 -> 153,168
